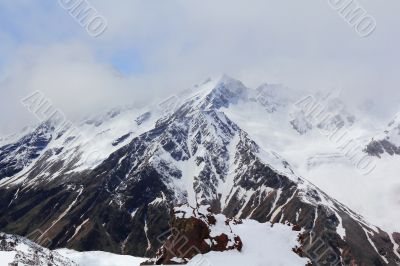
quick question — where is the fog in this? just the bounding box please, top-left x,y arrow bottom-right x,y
1,0 -> 399,135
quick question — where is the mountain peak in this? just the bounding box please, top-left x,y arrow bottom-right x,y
198,75 -> 249,110
217,73 -> 242,85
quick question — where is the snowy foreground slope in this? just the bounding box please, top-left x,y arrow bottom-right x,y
143,204 -> 309,266
0,231 -> 146,266
0,76 -> 399,265
186,220 -> 307,266
1,217 -> 306,266
56,249 -> 146,266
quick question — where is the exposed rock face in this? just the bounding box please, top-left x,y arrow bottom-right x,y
366,139 -> 400,157
393,233 -> 400,253
0,232 -> 76,266
0,76 -> 399,265
366,114 -> 400,157
143,205 -> 243,265
0,122 -> 54,180
136,112 -> 152,125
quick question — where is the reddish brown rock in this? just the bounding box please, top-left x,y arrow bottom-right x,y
206,214 -> 216,225
292,224 -> 302,232
225,217 -> 243,225
234,235 -> 243,252
142,205 -> 243,265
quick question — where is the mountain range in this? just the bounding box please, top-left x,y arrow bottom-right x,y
0,75 -> 399,265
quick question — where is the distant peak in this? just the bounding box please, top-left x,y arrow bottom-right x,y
216,74 -> 244,87
195,76 -> 249,110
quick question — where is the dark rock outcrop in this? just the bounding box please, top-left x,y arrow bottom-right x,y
0,122 -> 53,180
366,139 -> 400,157
142,205 -> 243,265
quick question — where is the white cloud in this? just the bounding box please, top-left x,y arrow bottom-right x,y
0,0 -> 400,134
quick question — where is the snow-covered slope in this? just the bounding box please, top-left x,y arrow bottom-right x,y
187,220 -> 307,266
56,249 -> 147,266
0,232 -> 147,266
0,105 -> 162,188
146,204 -> 309,266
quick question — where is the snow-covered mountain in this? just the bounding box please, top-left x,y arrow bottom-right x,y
0,75 -> 399,265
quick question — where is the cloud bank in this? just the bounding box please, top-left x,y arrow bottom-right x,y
0,0 -> 399,134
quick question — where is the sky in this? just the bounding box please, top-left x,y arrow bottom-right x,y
0,0 -> 400,135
